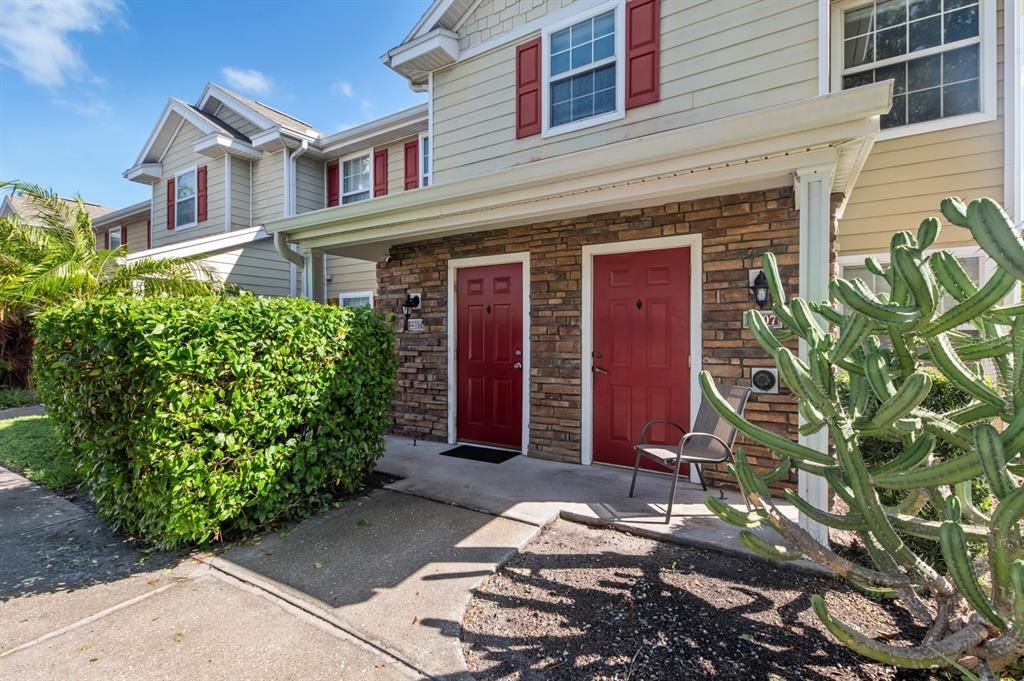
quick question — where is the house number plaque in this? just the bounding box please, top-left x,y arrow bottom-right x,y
407,319 -> 425,333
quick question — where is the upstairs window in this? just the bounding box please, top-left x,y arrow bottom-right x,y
421,135 -> 430,187
834,0 -> 994,136
341,152 -> 372,204
542,3 -> 625,136
108,228 -> 122,250
175,169 -> 197,228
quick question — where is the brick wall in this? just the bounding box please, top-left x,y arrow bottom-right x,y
377,187 -> 840,489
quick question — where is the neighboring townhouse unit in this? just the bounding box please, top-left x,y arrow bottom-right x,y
1,192 -> 114,224
119,84 -> 428,302
262,0 -> 1022,542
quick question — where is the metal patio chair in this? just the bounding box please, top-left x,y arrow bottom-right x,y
629,383 -> 752,523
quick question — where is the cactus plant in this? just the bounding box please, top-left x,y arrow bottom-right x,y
701,197 -> 1024,678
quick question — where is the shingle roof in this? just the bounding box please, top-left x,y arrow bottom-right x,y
212,85 -> 316,132
2,193 -> 114,223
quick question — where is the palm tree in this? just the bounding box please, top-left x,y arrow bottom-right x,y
0,181 -> 225,386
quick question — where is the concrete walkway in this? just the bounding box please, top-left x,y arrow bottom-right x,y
377,436 -> 801,561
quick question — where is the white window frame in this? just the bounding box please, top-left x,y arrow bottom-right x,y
108,227 -> 123,250
174,166 -> 198,230
340,148 -> 374,205
830,0 -> 997,141
338,290 -> 375,308
419,132 -> 431,187
540,0 -> 626,139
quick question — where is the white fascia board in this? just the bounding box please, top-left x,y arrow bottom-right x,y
318,105 -> 429,154
402,0 -> 454,43
126,226 -> 267,262
132,99 -> 221,168
123,163 -> 163,184
198,83 -> 276,130
383,29 -> 459,83
193,132 -> 262,160
92,200 -> 151,228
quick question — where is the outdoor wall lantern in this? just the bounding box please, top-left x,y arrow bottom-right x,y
750,270 -> 770,309
401,293 -> 421,331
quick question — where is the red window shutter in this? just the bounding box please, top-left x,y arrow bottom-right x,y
166,178 -> 175,230
373,149 -> 388,197
104,230 -> 110,249
626,0 -> 660,109
197,165 -> 208,222
147,219 -> 152,249
327,161 -> 340,207
515,38 -> 542,138
404,140 -> 419,190
121,225 -> 128,247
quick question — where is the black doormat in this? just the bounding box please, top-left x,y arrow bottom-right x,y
439,444 -> 519,464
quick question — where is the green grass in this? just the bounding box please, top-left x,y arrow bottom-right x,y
0,415 -> 81,492
0,386 -> 39,410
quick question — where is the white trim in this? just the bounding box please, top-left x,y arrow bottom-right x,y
158,119 -> 185,164
540,0 -> 626,139
338,290 -> 376,307
107,226 -> 123,250
446,252 -> 532,455
282,148 -> 290,218
830,0 -> 998,142
224,155 -> 232,233
198,84 -> 278,132
1005,0 -> 1023,231
419,131 -> 431,187
580,234 -> 703,478
340,147 -> 374,205
126,226 -> 268,262
173,165 -> 199,231
818,0 -> 830,95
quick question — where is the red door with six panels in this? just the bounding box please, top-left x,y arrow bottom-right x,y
592,247 -> 691,469
456,263 -> 524,449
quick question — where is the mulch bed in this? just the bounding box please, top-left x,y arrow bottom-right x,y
462,520 -> 947,681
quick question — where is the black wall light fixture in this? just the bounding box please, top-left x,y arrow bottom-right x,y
750,270 -> 770,310
401,293 -> 421,331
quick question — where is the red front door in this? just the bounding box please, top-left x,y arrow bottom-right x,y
456,263 -> 524,448
592,247 -> 691,468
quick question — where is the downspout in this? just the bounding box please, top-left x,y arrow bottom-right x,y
275,231 -> 304,267
289,139 -> 309,215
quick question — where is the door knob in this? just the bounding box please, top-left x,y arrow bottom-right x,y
592,365 -> 608,375
513,362 -> 523,370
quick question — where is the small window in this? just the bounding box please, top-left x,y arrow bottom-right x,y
175,169 -> 197,227
339,291 -> 374,308
549,10 -> 617,128
342,153 -> 371,204
836,0 -> 989,132
108,228 -> 122,250
421,135 -> 430,187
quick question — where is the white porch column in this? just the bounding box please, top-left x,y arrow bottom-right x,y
303,249 -> 326,303
796,164 -> 835,546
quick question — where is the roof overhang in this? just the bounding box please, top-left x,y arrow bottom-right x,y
194,132 -> 263,160
250,126 -> 320,153
381,28 -> 460,87
126,226 -> 268,262
123,163 -> 163,184
264,83 -> 892,261
319,104 -> 429,158
92,200 -> 151,229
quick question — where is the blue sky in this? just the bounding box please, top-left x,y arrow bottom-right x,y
0,0 -> 429,208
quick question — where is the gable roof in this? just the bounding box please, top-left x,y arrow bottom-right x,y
197,83 -> 319,137
130,97 -> 249,168
403,0 -> 480,42
1,193 -> 114,223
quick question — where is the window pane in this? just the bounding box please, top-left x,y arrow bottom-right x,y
593,11 -> 614,37
943,43 -> 978,83
876,62 -> 906,94
551,27 -> 570,54
550,63 -> 615,127
571,44 -> 591,69
342,296 -> 371,308
593,34 -> 614,61
343,156 -> 370,194
551,51 -> 571,76
551,101 -> 572,126
908,53 -> 942,90
882,93 -> 907,128
177,170 -> 196,199
944,5 -> 979,42
571,18 -> 592,46
877,25 -> 908,59
946,0 -> 977,9
594,64 -> 615,90
908,0 -> 940,20
551,79 -> 571,103
845,35 -> 874,68
176,198 -> 195,225
594,87 -> 615,114
909,15 -> 941,51
943,78 -> 979,116
845,4 -> 875,36
876,0 -> 907,28
342,191 -> 370,205
908,87 -> 941,122
572,96 -> 594,120
843,71 -> 875,89
572,71 -> 594,97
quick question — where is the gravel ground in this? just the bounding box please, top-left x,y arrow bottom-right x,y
462,520 -> 945,681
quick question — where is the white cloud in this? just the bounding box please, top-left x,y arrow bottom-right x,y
332,80 -> 354,98
360,99 -> 375,118
0,0 -> 122,87
220,67 -> 272,96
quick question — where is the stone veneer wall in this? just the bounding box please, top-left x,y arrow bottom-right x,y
376,187 -> 840,489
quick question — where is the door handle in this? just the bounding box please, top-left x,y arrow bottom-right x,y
513,362 -> 523,370
592,365 -> 608,375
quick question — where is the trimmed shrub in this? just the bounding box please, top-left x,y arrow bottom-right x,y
33,294 -> 397,548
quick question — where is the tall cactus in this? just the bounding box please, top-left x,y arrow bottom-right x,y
702,197 -> 1024,678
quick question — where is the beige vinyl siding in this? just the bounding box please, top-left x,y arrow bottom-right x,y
432,0 -> 819,183
381,136 -> 421,196
151,122 -> 227,249
231,157 -> 251,230
296,156 -> 325,214
201,238 -> 293,296
252,150 -> 285,225
212,103 -> 261,139
327,256 -> 377,303
838,3 -> 1006,255
124,218 -> 149,253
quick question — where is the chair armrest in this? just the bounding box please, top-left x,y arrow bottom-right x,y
677,431 -> 733,462
637,419 -> 686,446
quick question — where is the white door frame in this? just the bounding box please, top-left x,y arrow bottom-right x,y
447,252 -> 531,454
581,234 -> 703,483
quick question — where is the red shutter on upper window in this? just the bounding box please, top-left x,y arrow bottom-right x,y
166,178 -> 175,230
404,140 -> 419,190
197,165 -> 208,222
121,225 -> 128,247
626,0 -> 660,109
515,38 -> 542,138
104,230 -> 110,249
327,161 -> 340,207
147,219 -> 152,249
373,149 -> 388,197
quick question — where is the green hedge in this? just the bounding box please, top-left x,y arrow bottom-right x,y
34,294 -> 397,548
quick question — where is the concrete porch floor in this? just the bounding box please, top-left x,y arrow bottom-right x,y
377,436 -> 802,562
